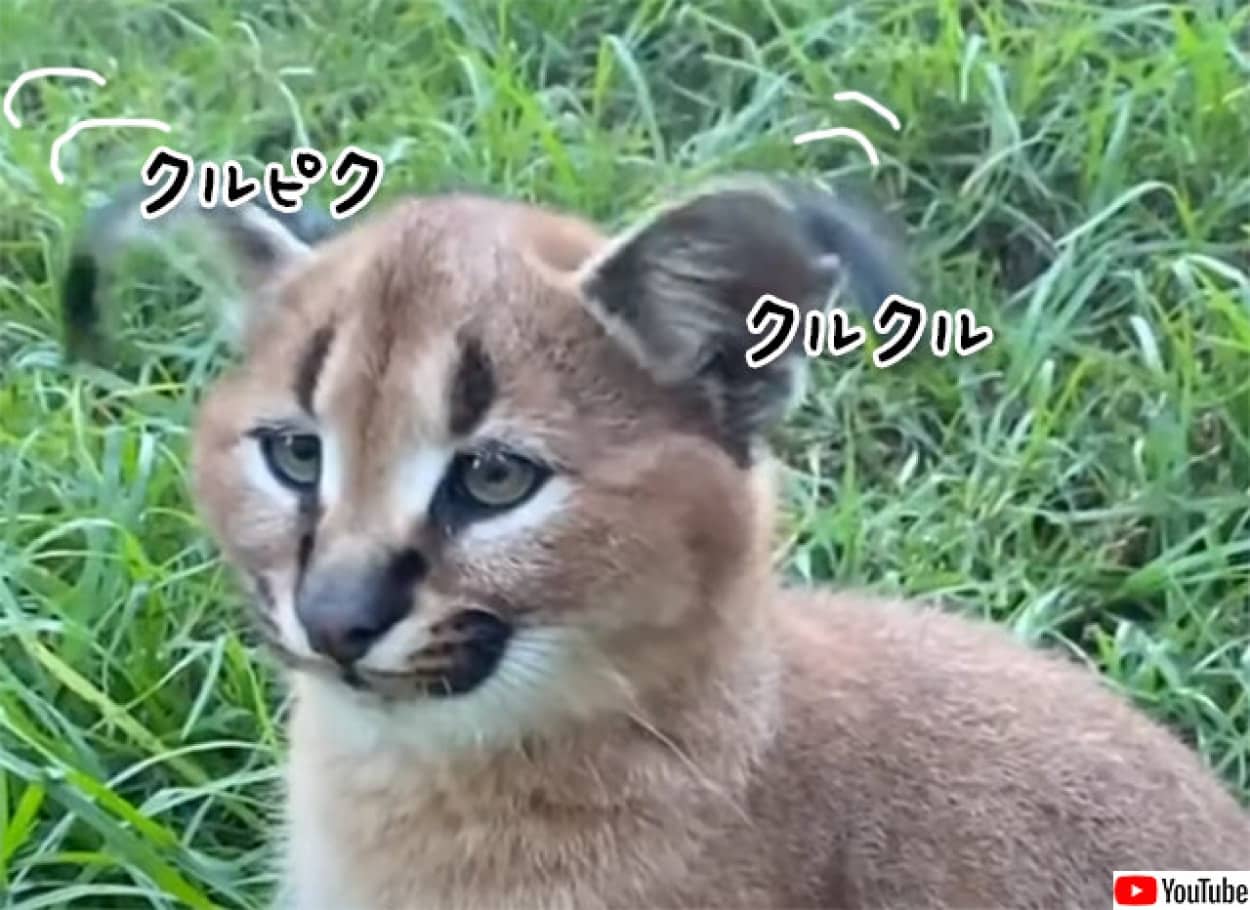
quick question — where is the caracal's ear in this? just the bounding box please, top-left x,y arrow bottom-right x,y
577,174 -> 912,464
60,183 -> 337,362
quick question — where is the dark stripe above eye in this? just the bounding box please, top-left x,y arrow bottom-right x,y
447,334 -> 496,437
294,323 -> 336,415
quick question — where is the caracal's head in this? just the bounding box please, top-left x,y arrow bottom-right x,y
72,177 -> 906,754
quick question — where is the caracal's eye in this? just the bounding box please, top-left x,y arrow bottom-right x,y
455,449 -> 544,509
260,432 -> 322,492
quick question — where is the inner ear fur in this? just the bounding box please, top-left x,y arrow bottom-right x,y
578,175 -> 911,463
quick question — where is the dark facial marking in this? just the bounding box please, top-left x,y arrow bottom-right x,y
447,333 -> 496,437
295,530 -> 315,591
422,610 -> 512,697
293,494 -> 321,598
293,323 -> 335,415
287,331 -> 329,593
340,665 -> 368,690
388,547 -> 430,587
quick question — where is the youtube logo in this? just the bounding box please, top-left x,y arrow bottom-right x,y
1114,870 -> 1250,906
1115,874 -> 1158,906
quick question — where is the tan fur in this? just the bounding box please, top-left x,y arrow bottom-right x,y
186,192 -> 1250,910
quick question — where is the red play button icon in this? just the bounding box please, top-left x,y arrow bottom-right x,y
1115,874 -> 1158,905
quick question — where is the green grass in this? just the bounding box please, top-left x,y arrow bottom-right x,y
2,1 -> 1248,907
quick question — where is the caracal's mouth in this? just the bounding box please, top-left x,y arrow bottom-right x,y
250,583 -> 514,699
349,609 -> 514,698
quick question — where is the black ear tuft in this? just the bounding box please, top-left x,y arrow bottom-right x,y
580,175 -> 913,464
62,250 -> 107,363
778,178 -> 913,316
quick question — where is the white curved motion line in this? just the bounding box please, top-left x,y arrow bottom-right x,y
792,127 -> 880,168
4,67 -> 108,128
50,117 -> 172,184
833,90 -> 901,131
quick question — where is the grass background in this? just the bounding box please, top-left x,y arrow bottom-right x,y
1,1 -> 1248,907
